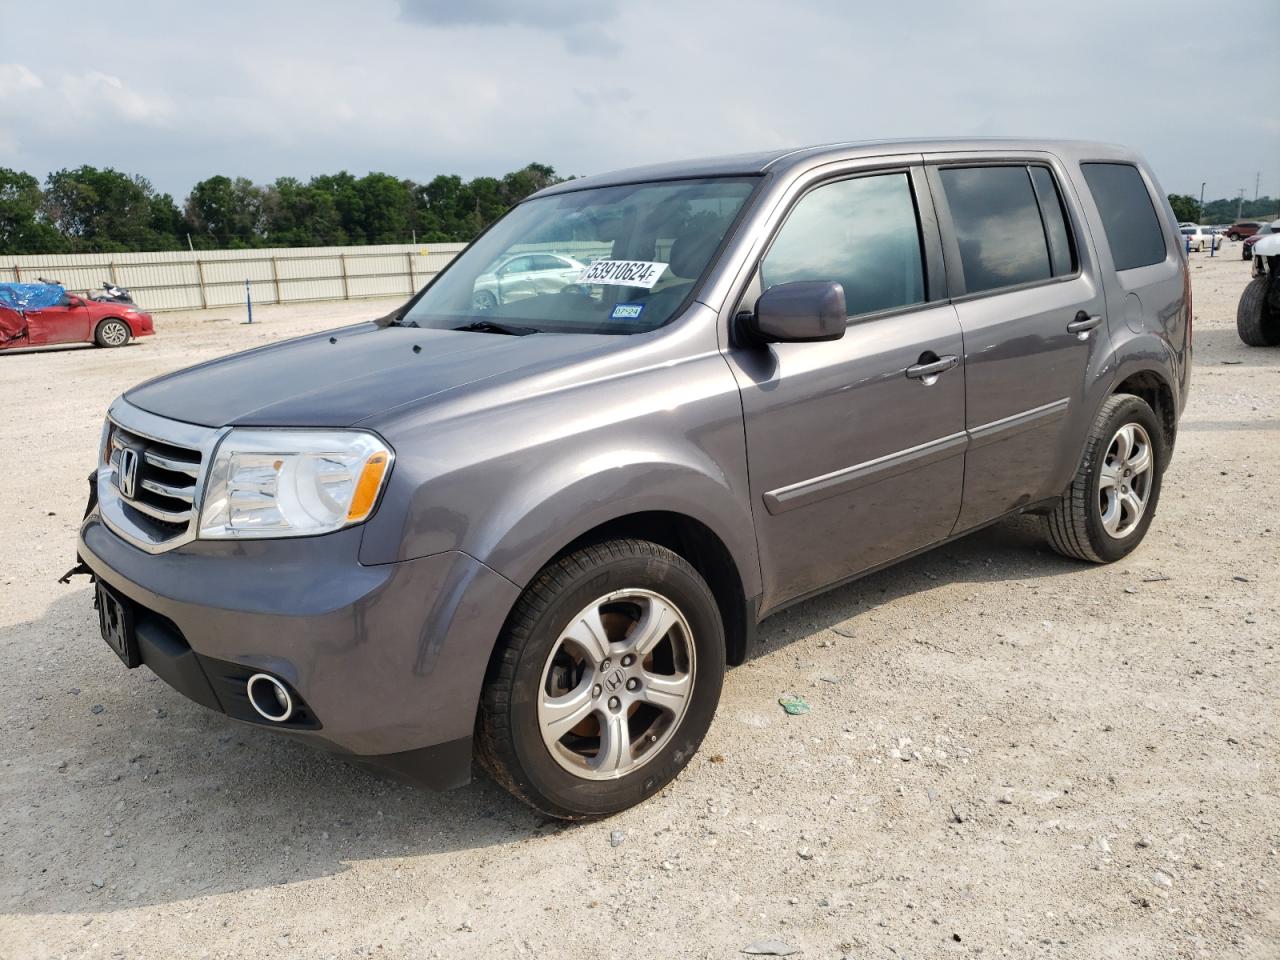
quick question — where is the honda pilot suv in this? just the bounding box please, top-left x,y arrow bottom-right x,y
76,139 -> 1191,818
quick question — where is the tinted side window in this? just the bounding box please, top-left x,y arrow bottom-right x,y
761,172 -> 925,318
939,166 -> 1051,293
1029,166 -> 1076,277
1080,162 -> 1166,271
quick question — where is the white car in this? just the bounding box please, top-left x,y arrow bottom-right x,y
471,253 -> 587,309
1179,225 -> 1217,253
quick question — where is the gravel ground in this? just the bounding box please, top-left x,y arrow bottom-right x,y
1,250 -> 1276,959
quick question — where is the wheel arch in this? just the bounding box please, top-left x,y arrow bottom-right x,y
546,510 -> 756,666
93,315 -> 131,342
1111,367 -> 1177,453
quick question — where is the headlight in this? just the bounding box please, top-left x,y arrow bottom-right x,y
198,430 -> 393,539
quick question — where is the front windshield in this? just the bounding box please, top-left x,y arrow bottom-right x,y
401,177 -> 757,335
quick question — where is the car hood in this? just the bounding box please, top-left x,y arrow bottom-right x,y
124,322 -> 618,428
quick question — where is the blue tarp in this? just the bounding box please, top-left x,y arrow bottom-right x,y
0,282 -> 66,312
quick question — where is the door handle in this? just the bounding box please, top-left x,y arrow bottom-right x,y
905,353 -> 958,384
1066,311 -> 1103,340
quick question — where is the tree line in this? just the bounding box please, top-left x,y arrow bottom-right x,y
1167,193 -> 1278,225
3,163 -> 1274,257
0,163 -> 564,255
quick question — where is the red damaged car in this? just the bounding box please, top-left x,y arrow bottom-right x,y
0,283 -> 154,351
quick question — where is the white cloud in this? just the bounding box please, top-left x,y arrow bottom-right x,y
0,0 -> 1275,202
57,70 -> 173,125
0,63 -> 43,97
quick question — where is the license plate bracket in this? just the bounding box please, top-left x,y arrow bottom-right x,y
96,582 -> 140,668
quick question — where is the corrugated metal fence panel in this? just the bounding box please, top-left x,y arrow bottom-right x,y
1,243 -> 470,312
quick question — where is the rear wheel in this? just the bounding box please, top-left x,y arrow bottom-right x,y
94,318 -> 130,348
1044,394 -> 1166,563
477,539 -> 724,819
1237,275 -> 1280,346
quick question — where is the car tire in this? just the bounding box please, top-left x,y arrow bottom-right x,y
1237,276 -> 1280,347
471,290 -> 497,311
476,539 -> 725,819
94,318 -> 131,348
1044,394 -> 1166,564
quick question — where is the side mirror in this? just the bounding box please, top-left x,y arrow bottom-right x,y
743,281 -> 846,343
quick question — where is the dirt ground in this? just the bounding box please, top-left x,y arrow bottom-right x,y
1,249 -> 1276,960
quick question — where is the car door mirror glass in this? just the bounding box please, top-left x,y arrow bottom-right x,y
748,281 -> 846,343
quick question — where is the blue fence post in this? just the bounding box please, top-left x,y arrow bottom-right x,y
243,278 -> 254,325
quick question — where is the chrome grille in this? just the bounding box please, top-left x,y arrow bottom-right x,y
104,419 -> 205,545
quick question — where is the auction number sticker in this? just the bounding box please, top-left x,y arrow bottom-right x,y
578,260 -> 668,289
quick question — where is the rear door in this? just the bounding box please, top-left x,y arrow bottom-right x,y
926,157 -> 1108,532
726,165 -> 967,607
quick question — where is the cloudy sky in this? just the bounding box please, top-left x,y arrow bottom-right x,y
1,0 -> 1275,202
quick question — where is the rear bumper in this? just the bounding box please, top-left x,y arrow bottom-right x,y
77,511 -> 520,789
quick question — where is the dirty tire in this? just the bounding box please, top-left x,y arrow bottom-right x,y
94,318 -> 130,348
476,539 -> 724,820
1236,276 -> 1280,347
1044,394 -> 1166,564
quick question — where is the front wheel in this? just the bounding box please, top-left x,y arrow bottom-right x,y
477,540 -> 724,819
94,318 -> 131,348
1044,394 -> 1166,563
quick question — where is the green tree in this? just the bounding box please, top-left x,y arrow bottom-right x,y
185,175 -> 265,248
355,173 -> 414,244
42,166 -> 177,251
0,168 -> 62,254
1167,194 -> 1200,223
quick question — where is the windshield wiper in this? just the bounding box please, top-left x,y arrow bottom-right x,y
453,319 -> 539,336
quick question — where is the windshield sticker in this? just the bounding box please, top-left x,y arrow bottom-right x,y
610,303 -> 645,321
577,260 -> 668,289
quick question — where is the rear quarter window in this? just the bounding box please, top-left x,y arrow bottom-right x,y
1080,162 -> 1167,271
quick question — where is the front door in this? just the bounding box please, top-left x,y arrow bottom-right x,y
26,298 -> 92,346
926,160 -> 1109,532
727,168 -> 967,608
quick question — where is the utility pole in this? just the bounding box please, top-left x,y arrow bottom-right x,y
1256,172 -> 1261,202
1199,181 -> 1206,224
1237,189 -> 1245,221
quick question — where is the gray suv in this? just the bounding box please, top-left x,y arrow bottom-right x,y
77,139 -> 1191,818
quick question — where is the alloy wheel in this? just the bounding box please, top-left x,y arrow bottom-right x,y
537,588 -> 695,781
1098,422 -> 1153,538
100,321 -> 129,346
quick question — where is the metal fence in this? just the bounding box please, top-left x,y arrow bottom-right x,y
1,243 -> 469,312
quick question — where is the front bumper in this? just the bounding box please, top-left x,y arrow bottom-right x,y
77,510 -> 520,789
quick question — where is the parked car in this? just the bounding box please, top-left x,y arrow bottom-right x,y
1225,222 -> 1262,240
1242,220 -> 1280,260
0,283 -> 154,351
471,252 -> 586,310
1237,225 -> 1280,345
74,139 -> 1190,818
1179,225 -> 1217,252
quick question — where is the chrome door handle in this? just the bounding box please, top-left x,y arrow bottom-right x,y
905,354 -> 958,384
1067,312 -> 1103,340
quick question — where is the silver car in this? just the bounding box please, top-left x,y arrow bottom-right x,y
470,252 -> 586,310
76,138 -> 1191,818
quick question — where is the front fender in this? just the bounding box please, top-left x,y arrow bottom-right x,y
357,338 -> 761,599
470,455 -> 762,595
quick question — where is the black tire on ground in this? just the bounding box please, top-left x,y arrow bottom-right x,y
94,318 -> 131,348
1044,394 -> 1167,564
476,539 -> 725,819
1236,275 -> 1280,347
